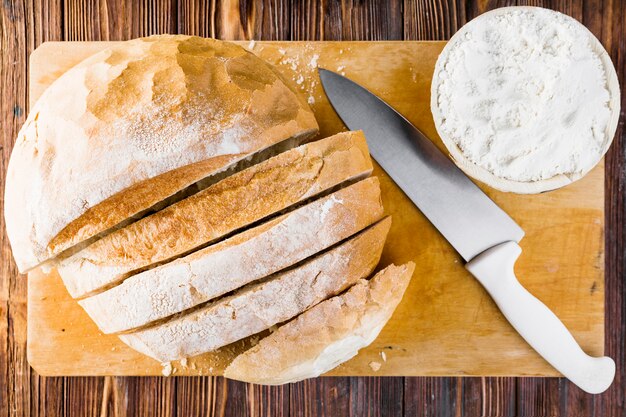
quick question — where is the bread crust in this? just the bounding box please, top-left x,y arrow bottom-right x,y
5,35 -> 318,272
118,217 -> 392,362
58,131 -> 372,298
79,177 -> 384,333
224,262 -> 415,385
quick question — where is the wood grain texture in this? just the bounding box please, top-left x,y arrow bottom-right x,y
1,1 -> 624,416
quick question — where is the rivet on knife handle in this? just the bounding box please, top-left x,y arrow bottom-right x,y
466,241 -> 615,394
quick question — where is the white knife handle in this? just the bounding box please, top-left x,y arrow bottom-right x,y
466,241 -> 615,394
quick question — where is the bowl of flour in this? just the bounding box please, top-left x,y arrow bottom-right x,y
431,7 -> 620,193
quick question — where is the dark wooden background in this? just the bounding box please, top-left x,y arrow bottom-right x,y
1,0 -> 624,416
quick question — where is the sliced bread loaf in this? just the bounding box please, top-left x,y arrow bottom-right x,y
58,130 -> 372,298
224,262 -> 415,385
79,177 -> 384,333
118,217 -> 391,362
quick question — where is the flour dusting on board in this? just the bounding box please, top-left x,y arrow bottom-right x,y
308,54 -> 320,69
161,362 -> 172,376
266,45 -> 352,110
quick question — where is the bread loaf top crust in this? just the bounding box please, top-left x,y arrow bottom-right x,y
5,35 -> 318,272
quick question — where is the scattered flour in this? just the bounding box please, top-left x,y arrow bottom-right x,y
248,39 -> 256,50
432,7 -> 614,182
161,362 -> 172,376
369,361 -> 381,372
273,46 -> 322,108
281,55 -> 299,71
309,54 -> 320,69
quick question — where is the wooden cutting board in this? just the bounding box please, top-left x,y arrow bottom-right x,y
26,41 -> 605,377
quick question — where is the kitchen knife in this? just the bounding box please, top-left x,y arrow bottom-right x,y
319,68 -> 615,394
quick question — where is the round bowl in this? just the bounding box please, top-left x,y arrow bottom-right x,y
430,6 -> 620,194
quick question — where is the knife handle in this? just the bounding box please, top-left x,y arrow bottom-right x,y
466,241 -> 615,394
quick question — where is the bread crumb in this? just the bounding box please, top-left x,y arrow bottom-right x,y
161,362 -> 172,377
339,49 -> 344,54
209,367 -> 214,373
380,351 -> 387,362
278,48 -> 286,55
307,96 -> 315,105
191,362 -> 197,370
268,325 -> 278,333
180,358 -> 188,368
296,75 -> 304,85
369,361 -> 382,372
248,40 -> 256,50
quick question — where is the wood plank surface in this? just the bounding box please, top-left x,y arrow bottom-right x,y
1,0 -> 624,416
26,40 -> 605,378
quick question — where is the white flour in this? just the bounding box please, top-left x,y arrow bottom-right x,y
433,8 -> 612,182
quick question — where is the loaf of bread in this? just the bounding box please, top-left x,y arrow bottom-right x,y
224,262 -> 415,385
6,36 -> 412,377
5,35 -> 318,272
58,130 -> 372,298
118,217 -> 391,362
79,177 -> 384,333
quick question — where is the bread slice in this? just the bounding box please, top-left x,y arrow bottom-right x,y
79,177 -> 384,333
5,35 -> 318,272
224,262 -> 415,385
57,130 -> 372,298
118,217 -> 392,362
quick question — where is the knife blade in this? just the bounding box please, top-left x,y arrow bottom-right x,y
319,68 -> 615,394
318,68 -> 523,262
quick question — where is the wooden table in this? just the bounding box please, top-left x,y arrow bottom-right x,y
0,1 -> 623,416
